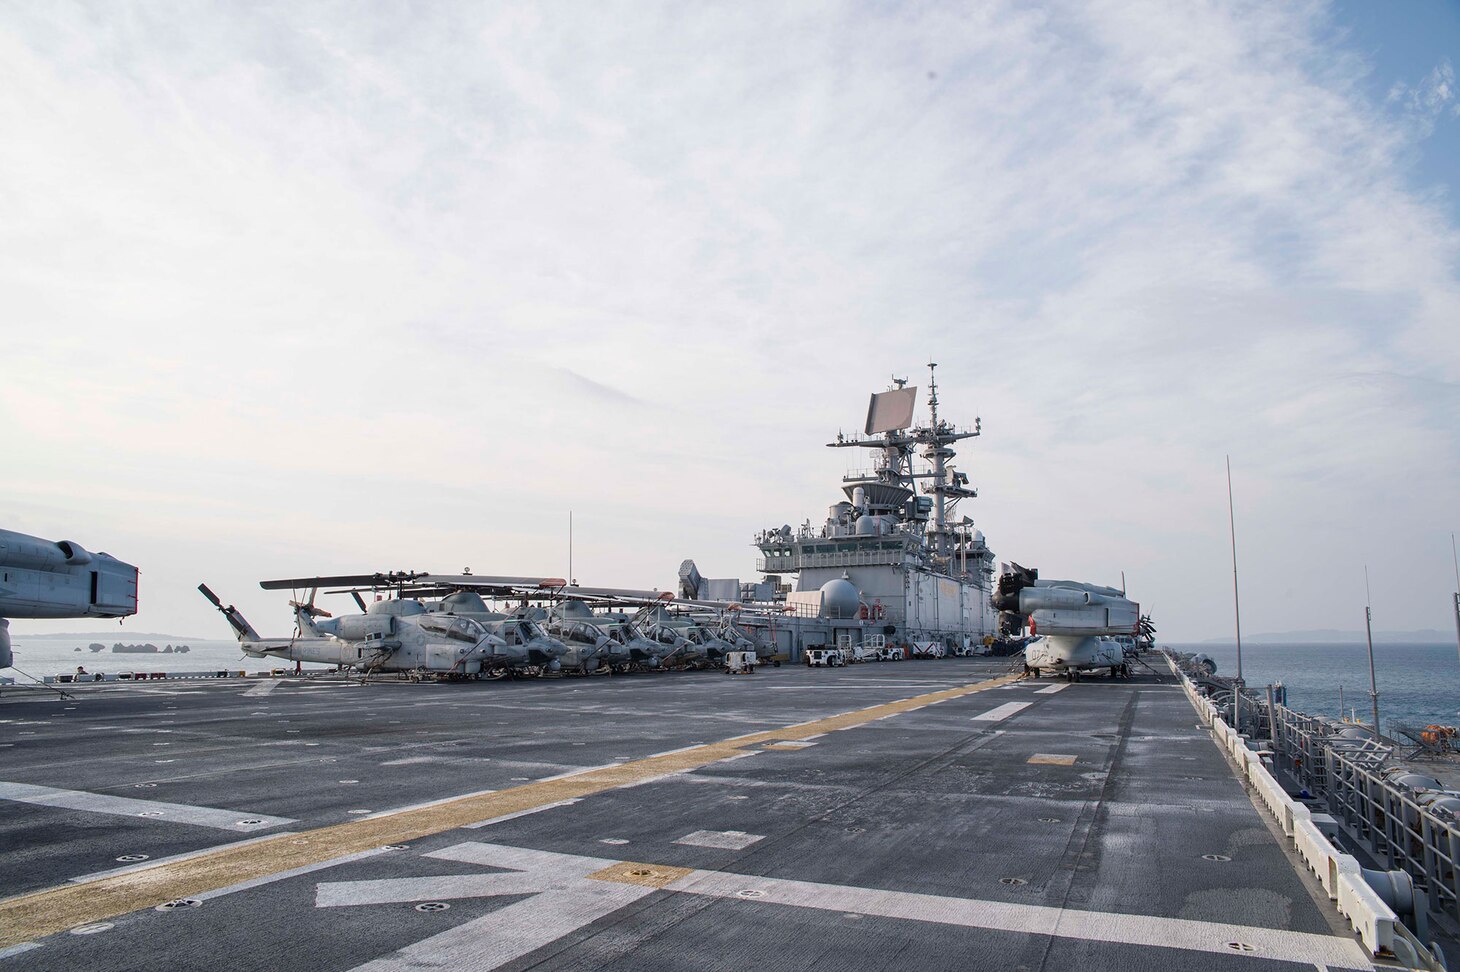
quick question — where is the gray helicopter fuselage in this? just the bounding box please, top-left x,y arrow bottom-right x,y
211,594 -> 505,676
1025,634 -> 1125,673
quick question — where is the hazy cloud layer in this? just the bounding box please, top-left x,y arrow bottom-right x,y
2,1 -> 1457,640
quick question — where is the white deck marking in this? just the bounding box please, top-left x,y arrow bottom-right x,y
1034,683 -> 1069,694
0,782 -> 294,832
243,680 -> 280,697
331,843 -> 656,972
971,701 -> 1033,722
321,843 -> 1372,972
672,830 -> 765,850
461,799 -> 581,829
667,867 -> 1372,970
198,847 -> 391,902
69,831 -> 298,883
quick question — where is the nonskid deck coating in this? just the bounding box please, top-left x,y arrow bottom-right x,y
0,660 -> 1372,970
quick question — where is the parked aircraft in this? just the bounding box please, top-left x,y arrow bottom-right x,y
993,563 -> 1141,680
0,528 -> 138,669
199,584 -> 512,679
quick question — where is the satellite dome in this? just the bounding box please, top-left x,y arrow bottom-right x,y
819,575 -> 861,619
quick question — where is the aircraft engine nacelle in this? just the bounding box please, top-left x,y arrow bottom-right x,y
1029,599 -> 1141,637
56,541 -> 93,565
0,529 -> 138,620
337,614 -> 396,641
0,619 -> 11,669
0,535 -> 89,571
1017,588 -> 1095,612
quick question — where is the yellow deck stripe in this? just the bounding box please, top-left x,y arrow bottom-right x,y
0,671 -> 1020,946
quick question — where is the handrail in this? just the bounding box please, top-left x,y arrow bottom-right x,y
1166,653 -> 1449,967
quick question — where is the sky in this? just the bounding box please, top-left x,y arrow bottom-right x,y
2,1 -> 1458,643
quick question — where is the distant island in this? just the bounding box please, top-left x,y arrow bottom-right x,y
1198,628 -> 1454,645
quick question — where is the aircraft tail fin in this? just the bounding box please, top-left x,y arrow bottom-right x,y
198,584 -> 262,642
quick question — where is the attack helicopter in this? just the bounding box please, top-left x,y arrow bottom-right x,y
198,577 -> 514,679
410,576 -> 693,672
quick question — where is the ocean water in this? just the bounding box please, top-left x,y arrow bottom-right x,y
5,635 -> 332,679
1171,641 -> 1460,733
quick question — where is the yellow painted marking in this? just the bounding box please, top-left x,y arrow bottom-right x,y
0,671 -> 1020,947
588,861 -> 694,889
762,742 -> 813,751
1027,754 -> 1078,766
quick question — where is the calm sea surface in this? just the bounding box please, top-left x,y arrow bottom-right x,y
6,635 -> 331,678
1171,641 -> 1460,733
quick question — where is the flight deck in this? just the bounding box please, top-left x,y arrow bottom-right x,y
1,660 -> 1374,970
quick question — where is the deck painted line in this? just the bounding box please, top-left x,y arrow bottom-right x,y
69,832 -> 299,883
0,670 -> 1022,947
319,842 -> 1370,972
243,680 -> 281,697
195,847 -> 391,902
971,701 -> 1033,723
361,789 -> 498,820
1034,683 -> 1069,694
672,830 -> 765,850
461,798 -> 582,829
1028,754 -> 1078,766
0,942 -> 43,960
665,866 -> 1371,970
0,782 -> 295,832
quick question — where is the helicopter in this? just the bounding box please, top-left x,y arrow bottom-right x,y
1,528 -> 138,670
306,573 -> 676,676
992,563 -> 1141,680
199,577 -> 511,680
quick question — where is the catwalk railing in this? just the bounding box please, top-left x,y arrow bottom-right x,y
1266,702 -> 1460,928
1168,654 -> 1451,968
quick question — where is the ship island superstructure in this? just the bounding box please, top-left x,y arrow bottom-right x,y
682,365 -> 998,661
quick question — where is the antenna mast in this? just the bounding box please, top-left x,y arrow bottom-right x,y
1451,532 -> 1460,674
1364,566 -> 1381,741
927,362 -> 947,560
1226,456 -> 1244,738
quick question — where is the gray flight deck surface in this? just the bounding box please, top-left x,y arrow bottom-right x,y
1,660 -> 1372,971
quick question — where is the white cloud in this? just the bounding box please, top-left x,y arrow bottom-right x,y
1,0 -> 1457,640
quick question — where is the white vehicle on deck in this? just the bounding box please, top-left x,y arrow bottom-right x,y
723,650 -> 757,674
910,641 -> 945,659
805,647 -> 845,667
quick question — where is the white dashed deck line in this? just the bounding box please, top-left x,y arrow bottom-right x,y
243,680 -> 281,697
673,830 -> 765,850
970,702 -> 1033,723
461,799 -> 581,829
69,832 -> 298,883
1034,684 -> 1069,694
0,782 -> 295,832
361,788 -> 499,820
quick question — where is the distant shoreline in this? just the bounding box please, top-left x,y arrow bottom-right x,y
7,631 -> 214,641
